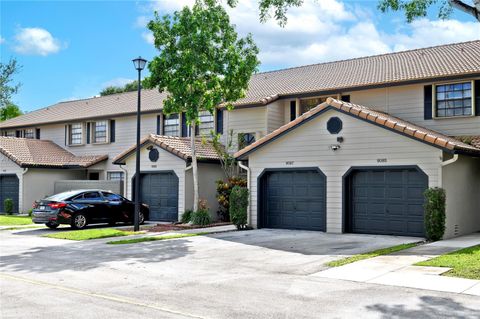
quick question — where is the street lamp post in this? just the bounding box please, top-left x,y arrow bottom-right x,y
132,56 -> 147,232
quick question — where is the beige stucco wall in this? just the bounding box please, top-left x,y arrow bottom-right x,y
22,169 -> 86,212
247,109 -> 443,233
442,155 -> 480,239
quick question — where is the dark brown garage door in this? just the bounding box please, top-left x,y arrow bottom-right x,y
0,175 -> 19,214
261,169 -> 326,231
346,167 -> 428,237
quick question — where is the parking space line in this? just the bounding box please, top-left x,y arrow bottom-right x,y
0,272 -> 207,319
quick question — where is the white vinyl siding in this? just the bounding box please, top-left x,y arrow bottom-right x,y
247,109 -> 443,233
266,100 -> 285,133
348,80 -> 480,136
225,106 -> 266,151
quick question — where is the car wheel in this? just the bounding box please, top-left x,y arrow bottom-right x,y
71,213 -> 88,230
45,222 -> 59,229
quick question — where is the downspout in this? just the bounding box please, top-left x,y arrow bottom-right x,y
21,168 -> 29,213
439,153 -> 459,187
119,165 -> 128,198
238,161 -> 251,225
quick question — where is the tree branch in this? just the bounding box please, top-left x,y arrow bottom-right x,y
449,0 -> 480,21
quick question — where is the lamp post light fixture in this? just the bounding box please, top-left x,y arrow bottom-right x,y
132,56 -> 147,232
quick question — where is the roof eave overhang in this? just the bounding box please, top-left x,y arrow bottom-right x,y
235,104 -> 480,160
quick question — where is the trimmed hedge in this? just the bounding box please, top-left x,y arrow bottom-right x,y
229,185 -> 248,230
191,209 -> 212,226
4,198 -> 14,215
424,187 -> 446,241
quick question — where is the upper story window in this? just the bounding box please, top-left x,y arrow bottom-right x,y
198,110 -> 214,136
69,123 -> 83,145
164,114 -> 180,136
93,120 -> 108,143
435,82 -> 473,117
300,96 -> 328,114
23,128 -> 35,139
238,132 -> 256,150
3,131 -> 15,137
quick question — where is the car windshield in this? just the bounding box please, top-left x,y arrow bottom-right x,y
45,190 -> 82,201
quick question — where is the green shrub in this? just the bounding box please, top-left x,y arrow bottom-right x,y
424,187 -> 446,241
181,210 -> 193,223
216,177 -> 247,221
28,209 -> 33,217
190,209 -> 212,226
4,198 -> 14,215
229,185 -> 248,230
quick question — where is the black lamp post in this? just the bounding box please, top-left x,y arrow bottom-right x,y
132,56 -> 147,232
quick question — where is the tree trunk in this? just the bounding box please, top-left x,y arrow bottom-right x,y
191,122 -> 199,212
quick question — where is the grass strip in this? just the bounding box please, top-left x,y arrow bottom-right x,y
326,242 -> 420,267
106,232 -> 207,245
0,215 -> 34,226
415,245 -> 480,280
44,228 -> 142,241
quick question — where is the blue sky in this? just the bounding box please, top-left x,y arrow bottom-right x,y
1,0 -> 479,112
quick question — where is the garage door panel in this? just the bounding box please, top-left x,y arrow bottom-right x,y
0,175 -> 19,214
349,168 -> 427,237
263,170 -> 326,231
138,172 -> 178,222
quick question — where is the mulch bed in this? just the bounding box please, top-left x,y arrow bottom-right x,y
124,222 -> 231,233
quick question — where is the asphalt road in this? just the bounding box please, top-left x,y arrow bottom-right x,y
1,228 -> 479,319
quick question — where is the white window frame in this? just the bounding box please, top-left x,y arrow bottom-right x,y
4,130 -> 15,137
23,128 -> 35,139
299,95 -> 331,114
92,120 -> 109,144
107,171 -> 124,181
433,80 -> 475,119
68,123 -> 84,146
163,113 -> 180,136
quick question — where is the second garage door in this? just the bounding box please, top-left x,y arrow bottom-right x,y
261,169 -> 326,231
346,167 -> 428,237
0,175 -> 19,214
138,172 -> 179,222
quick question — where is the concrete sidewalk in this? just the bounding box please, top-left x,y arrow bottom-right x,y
312,233 -> 480,296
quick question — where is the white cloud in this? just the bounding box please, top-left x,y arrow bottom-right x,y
13,27 -> 64,56
140,0 -> 480,70
142,31 -> 155,45
102,77 -> 135,88
0,36 -> 5,44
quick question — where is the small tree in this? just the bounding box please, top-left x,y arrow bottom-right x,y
145,0 -> 259,212
210,129 -> 236,179
229,185 -> 249,229
4,198 -> 14,215
424,187 -> 446,241
0,102 -> 22,121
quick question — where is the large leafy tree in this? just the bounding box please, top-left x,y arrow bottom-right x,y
227,0 -> 479,24
0,58 -> 22,121
0,103 -> 22,121
145,0 -> 259,212
100,80 -> 138,96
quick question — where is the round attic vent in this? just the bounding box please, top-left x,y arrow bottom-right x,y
327,117 -> 342,134
149,148 -> 159,162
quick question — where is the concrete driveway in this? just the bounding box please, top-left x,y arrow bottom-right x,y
1,228 -> 479,318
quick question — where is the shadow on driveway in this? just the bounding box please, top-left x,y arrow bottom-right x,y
367,296 -> 480,319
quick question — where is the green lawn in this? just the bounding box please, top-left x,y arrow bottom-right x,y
44,228 -> 142,241
0,215 -> 33,226
326,242 -> 420,267
107,232 -> 206,245
415,245 -> 480,280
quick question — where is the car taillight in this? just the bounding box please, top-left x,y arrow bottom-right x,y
48,202 -> 67,209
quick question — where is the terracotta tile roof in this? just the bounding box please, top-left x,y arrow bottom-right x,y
454,136 -> 480,149
0,137 -> 108,168
113,134 -> 220,164
235,97 -> 480,159
1,41 -> 479,129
